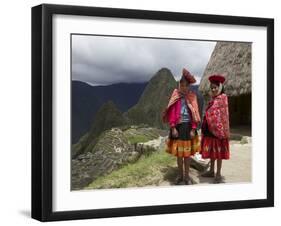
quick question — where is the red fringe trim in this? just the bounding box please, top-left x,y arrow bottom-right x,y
165,135 -> 200,158
200,135 -> 230,159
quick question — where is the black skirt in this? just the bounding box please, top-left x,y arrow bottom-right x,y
166,122 -> 200,157
168,122 -> 194,140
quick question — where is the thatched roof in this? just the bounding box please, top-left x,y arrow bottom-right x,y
199,42 -> 251,96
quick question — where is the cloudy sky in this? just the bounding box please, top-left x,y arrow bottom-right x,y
72,35 -> 216,86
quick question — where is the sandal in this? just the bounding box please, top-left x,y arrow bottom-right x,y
184,176 -> 195,185
175,175 -> 184,185
201,170 -> 215,178
213,175 -> 225,184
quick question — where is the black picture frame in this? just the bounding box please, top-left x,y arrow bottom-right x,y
31,3 -> 274,222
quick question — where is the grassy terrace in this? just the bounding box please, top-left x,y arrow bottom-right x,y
85,149 -> 177,189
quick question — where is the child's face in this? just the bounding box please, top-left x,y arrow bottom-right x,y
179,81 -> 189,93
210,83 -> 219,96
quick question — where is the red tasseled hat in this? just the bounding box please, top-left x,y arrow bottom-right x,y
208,74 -> 226,84
182,68 -> 196,84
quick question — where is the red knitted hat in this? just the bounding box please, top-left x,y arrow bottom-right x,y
208,74 -> 226,84
182,68 -> 196,84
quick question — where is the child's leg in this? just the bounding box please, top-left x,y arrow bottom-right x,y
213,159 -> 225,183
184,157 -> 191,179
177,157 -> 184,179
210,159 -> 215,173
216,159 -> 222,177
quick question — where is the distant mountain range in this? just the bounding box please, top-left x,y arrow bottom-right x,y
72,68 -> 204,149
72,81 -> 148,144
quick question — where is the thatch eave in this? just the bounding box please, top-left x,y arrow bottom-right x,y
199,42 -> 252,97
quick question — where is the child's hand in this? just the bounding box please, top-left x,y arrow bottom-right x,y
190,129 -> 195,138
172,128 -> 178,138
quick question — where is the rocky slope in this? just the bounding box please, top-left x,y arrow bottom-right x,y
72,100 -> 127,158
71,125 -> 168,190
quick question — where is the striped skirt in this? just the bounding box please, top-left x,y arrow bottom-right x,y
165,122 -> 200,158
200,135 -> 230,160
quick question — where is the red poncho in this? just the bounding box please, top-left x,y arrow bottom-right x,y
205,93 -> 230,139
162,88 -> 201,127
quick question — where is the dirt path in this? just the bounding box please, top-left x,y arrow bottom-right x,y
158,139 -> 252,186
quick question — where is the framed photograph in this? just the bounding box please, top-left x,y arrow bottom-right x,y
31,3 -> 274,222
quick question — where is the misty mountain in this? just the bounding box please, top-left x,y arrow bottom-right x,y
72,81 -> 147,143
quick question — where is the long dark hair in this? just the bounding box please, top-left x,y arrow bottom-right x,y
179,76 -> 189,86
221,86 -> 225,94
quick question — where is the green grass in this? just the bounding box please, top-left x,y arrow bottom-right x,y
126,134 -> 152,144
85,150 -> 177,189
123,127 -> 160,145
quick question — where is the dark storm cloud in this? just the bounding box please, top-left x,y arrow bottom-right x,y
72,35 -> 216,85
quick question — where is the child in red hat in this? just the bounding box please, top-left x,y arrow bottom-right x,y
162,68 -> 201,185
200,74 -> 230,183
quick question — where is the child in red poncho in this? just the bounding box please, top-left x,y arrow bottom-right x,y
200,74 -> 230,183
162,68 -> 201,185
